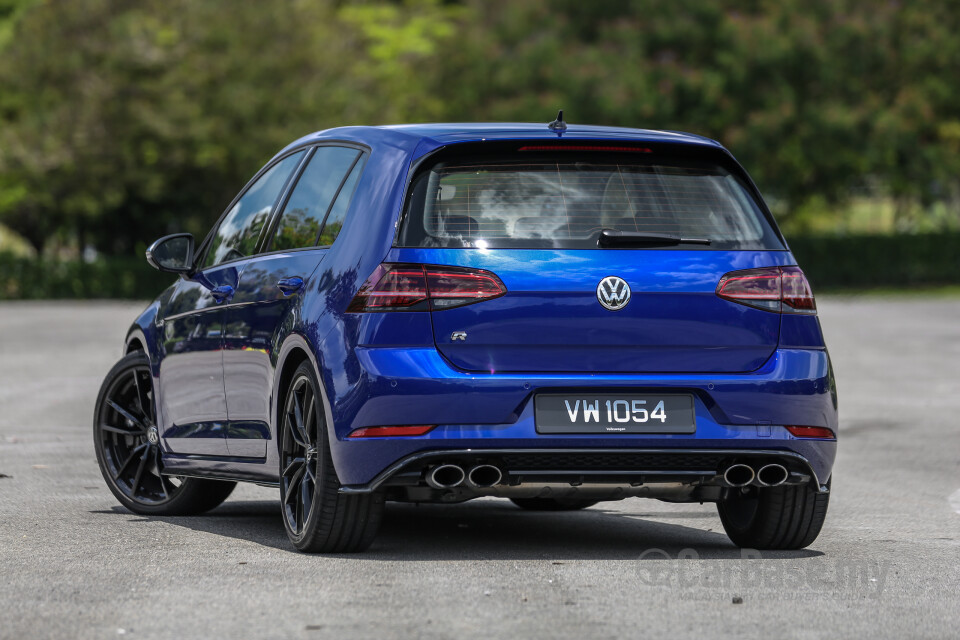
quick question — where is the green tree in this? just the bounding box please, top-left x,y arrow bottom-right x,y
0,0 -> 460,255
2,0 -> 959,256
432,0 -> 960,224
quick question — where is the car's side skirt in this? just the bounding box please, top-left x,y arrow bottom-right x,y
161,453 -> 279,485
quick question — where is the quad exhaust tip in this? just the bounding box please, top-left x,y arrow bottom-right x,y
427,464 -> 466,489
756,463 -> 789,487
466,464 -> 503,488
427,461 -> 784,491
723,463 -> 755,488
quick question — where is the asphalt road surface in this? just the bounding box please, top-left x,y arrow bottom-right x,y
1,298 -> 958,640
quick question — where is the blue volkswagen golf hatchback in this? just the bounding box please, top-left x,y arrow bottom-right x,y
94,119 -> 837,552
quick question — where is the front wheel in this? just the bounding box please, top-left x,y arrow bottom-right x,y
717,481 -> 830,550
94,352 -> 235,515
279,362 -> 384,553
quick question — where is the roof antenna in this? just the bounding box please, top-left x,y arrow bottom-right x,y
547,109 -> 567,132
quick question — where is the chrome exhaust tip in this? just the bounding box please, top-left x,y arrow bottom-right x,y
756,463 -> 789,487
427,464 -> 465,489
466,464 -> 503,488
723,463 -> 756,488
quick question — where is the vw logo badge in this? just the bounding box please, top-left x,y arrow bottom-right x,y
597,276 -> 631,311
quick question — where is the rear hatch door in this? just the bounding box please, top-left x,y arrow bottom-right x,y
394,141 -> 788,374
389,247 -> 786,373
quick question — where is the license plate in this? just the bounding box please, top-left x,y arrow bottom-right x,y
534,393 -> 696,434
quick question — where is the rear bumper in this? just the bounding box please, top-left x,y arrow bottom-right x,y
324,346 -> 838,487
340,447 -> 829,494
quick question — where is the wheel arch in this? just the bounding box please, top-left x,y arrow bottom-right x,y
125,327 -> 149,356
272,333 -> 337,458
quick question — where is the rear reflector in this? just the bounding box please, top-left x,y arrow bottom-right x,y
346,263 -> 506,312
716,266 -> 816,313
348,425 -> 436,438
786,425 -> 835,439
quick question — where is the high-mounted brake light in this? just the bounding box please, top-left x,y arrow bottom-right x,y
348,425 -> 436,438
346,264 -> 507,312
518,145 -> 653,153
716,266 -> 816,314
786,425 -> 835,439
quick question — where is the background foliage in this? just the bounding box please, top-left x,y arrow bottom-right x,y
1,0 -> 959,296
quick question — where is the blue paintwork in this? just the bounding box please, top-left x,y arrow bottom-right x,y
220,250 -> 329,458
391,248 -> 790,374
154,263 -> 241,456
122,123 -> 837,491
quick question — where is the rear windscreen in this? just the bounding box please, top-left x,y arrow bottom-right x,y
398,148 -> 784,250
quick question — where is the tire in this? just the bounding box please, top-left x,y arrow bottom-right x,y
510,497 -> 599,511
279,361 -> 384,553
717,480 -> 830,550
94,352 -> 236,516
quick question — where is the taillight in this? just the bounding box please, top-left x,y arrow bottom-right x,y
716,266 -> 816,314
780,266 -> 816,311
346,263 -> 506,312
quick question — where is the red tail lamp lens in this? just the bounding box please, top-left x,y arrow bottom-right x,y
347,265 -> 428,311
716,267 -> 782,311
347,264 -> 506,312
780,266 -> 816,311
426,267 -> 505,309
786,425 -> 835,439
716,266 -> 816,314
348,425 -> 436,438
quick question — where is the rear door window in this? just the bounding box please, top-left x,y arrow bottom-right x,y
399,147 -> 783,250
270,146 -> 363,252
317,155 -> 366,246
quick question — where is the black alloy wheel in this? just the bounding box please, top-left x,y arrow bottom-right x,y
94,352 -> 235,515
279,361 -> 384,552
280,372 -> 320,536
96,355 -> 178,504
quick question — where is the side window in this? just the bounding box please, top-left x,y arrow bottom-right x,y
271,147 -> 362,252
318,155 -> 366,246
202,151 -> 305,269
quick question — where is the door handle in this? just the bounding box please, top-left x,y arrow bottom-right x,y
277,276 -> 305,296
211,284 -> 234,303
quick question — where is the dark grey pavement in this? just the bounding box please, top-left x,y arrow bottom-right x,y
1,298 -> 958,639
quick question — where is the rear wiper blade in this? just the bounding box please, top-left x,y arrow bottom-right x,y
597,229 -> 711,247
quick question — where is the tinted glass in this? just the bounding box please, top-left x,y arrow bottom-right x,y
203,151 -> 304,268
318,155 -> 366,246
271,147 -> 361,251
400,154 -> 782,250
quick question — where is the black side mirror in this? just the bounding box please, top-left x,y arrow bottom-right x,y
146,233 -> 195,273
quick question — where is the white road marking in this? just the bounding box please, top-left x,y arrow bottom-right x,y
950,488 -> 960,514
